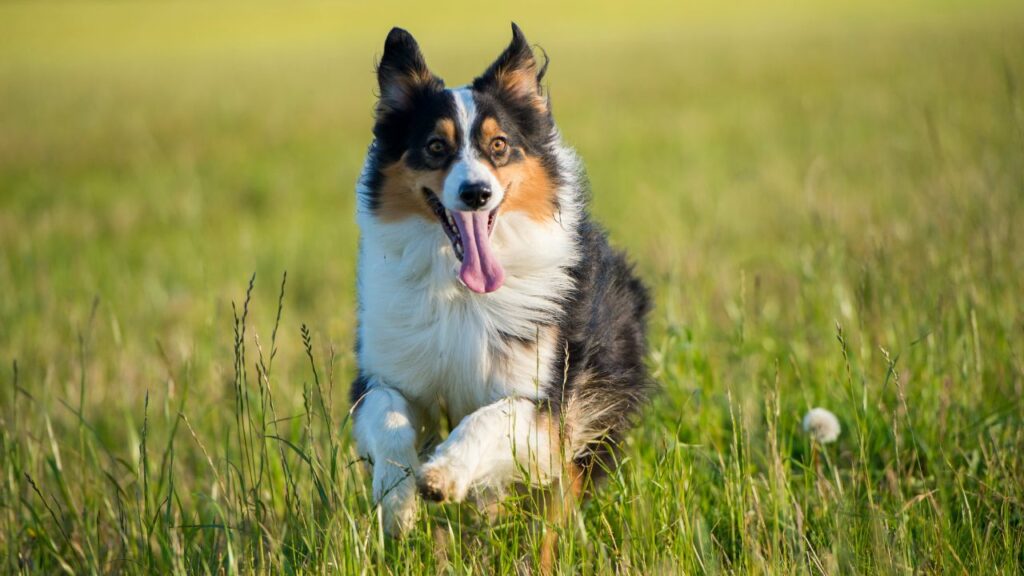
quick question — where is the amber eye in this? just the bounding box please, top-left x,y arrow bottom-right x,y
426,138 -> 446,156
490,137 -> 508,156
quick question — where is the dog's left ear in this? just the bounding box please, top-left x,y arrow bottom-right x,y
477,23 -> 548,112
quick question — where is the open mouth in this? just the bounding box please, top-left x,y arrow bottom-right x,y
422,187 -> 504,293
422,188 -> 497,263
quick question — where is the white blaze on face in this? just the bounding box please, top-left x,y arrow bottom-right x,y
443,88 -> 504,211
441,87 -> 506,294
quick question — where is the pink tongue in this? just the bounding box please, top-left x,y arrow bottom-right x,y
452,210 -> 504,293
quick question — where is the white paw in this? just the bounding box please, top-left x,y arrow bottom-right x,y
374,467 -> 418,536
417,457 -> 471,503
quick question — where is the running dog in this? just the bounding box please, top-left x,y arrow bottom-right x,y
351,23 -> 652,561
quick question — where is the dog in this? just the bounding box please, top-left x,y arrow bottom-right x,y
351,22 -> 651,563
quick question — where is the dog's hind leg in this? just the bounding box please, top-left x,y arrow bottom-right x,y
417,397 -> 564,503
352,383 -> 423,536
539,462 -> 584,576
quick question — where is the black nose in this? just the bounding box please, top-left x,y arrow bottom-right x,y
458,181 -> 492,210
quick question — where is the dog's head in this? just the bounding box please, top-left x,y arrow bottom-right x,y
361,24 -> 562,294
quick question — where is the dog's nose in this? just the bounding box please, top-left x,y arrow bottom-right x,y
458,181 -> 492,210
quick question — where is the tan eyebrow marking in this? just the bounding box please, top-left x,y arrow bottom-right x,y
436,118 -> 456,145
479,117 -> 504,144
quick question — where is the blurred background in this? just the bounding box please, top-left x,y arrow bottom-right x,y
1,1 -> 1023,571
3,0 -> 1021,410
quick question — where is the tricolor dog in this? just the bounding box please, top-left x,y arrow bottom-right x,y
351,23 -> 651,556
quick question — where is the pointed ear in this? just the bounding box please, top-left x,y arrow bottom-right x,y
477,23 -> 548,112
376,27 -> 441,115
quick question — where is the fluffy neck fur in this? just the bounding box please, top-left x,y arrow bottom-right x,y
355,140 -> 585,340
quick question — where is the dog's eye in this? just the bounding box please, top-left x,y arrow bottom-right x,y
426,139 -> 446,156
490,137 -> 508,156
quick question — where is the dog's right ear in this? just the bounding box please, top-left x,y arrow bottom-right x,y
376,28 -> 441,116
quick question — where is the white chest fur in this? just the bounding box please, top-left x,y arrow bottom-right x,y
356,211 -> 575,423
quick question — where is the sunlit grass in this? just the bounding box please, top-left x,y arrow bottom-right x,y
1,1 -> 1023,573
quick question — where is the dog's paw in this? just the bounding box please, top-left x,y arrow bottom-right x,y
417,459 -> 470,503
374,469 -> 418,537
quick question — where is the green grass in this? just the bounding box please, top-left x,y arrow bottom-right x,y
2,0 -> 1024,573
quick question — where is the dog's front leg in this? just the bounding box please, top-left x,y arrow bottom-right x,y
417,397 -> 562,503
352,383 -> 422,536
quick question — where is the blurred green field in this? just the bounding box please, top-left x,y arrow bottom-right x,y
2,1 -> 1024,573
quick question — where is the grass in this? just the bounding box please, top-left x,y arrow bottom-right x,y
2,0 -> 1023,573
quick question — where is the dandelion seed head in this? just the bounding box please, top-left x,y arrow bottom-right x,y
803,407 -> 841,444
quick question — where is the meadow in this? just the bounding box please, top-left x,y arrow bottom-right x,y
1,1 -> 1023,573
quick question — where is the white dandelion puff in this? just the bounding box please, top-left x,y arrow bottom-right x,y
802,407 -> 841,444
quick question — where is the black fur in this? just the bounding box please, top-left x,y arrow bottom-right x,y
349,371 -> 371,409
548,218 -> 652,477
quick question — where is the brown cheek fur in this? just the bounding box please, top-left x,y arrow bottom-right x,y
480,117 -> 555,222
376,157 -> 447,222
497,154 -> 557,223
